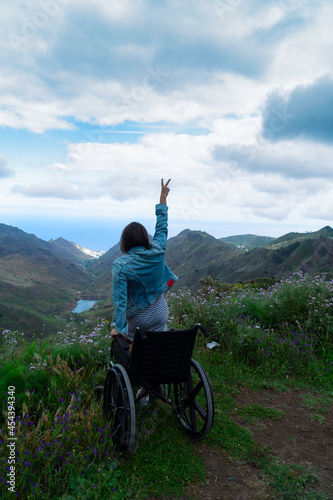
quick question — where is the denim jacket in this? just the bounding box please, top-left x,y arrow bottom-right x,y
112,203 -> 178,334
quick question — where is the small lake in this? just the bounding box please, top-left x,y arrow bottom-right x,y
72,300 -> 99,313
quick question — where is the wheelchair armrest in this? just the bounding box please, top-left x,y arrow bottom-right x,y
196,323 -> 209,338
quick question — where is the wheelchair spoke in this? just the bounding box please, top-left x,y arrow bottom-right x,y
173,359 -> 214,440
189,397 -> 207,420
189,379 -> 204,400
103,366 -> 136,454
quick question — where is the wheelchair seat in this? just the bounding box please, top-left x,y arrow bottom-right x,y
103,323 -> 214,454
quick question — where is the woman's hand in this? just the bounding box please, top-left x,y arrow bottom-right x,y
160,178 -> 171,204
111,328 -> 120,337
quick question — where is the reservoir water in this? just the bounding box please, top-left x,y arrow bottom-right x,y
72,300 -> 99,313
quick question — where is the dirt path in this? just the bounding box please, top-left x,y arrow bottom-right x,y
184,388 -> 333,499
186,443 -> 273,499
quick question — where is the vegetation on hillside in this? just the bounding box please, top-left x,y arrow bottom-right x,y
1,222 -> 333,336
169,272 -> 333,379
0,225 -> 97,335
219,233 -> 275,250
268,226 -> 333,248
88,225 -> 333,295
1,271 -> 333,498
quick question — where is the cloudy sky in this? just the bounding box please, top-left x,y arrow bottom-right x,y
1,0 -> 333,250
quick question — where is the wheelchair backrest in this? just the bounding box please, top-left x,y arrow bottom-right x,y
128,325 -> 199,386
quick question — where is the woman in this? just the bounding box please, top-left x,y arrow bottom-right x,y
111,179 -> 178,345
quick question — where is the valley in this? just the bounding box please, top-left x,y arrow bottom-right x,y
1,222 -> 333,335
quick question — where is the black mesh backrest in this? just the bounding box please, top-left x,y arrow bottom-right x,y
127,325 -> 199,386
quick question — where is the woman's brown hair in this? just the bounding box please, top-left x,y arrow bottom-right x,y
120,222 -> 150,254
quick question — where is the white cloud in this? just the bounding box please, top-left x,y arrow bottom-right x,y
12,179 -> 85,199
1,0 -> 333,242
0,0 -> 331,137
269,2 -> 333,86
0,96 -> 76,133
0,0 -> 303,132
10,129 -> 328,232
214,139 -> 333,180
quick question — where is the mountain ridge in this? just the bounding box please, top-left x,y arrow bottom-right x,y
48,237 -> 104,264
1,222 -> 333,334
0,223 -> 92,335
219,233 -> 275,250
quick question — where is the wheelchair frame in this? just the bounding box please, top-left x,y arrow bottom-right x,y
102,324 -> 214,454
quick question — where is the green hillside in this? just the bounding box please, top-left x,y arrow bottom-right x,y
48,237 -> 92,264
220,233 -> 274,250
217,231 -> 333,284
1,271 -> 332,499
1,222 -> 333,335
87,229 -> 241,295
165,229 -> 241,289
165,226 -> 333,287
86,242 -> 122,297
0,224 -> 92,336
87,226 -> 333,296
268,225 -> 333,248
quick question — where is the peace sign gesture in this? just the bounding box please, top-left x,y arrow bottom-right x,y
160,178 -> 171,204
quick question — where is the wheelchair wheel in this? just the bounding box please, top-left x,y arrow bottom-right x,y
103,364 -> 135,454
174,358 -> 214,440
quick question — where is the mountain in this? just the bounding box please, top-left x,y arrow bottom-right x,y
49,237 -> 104,264
0,223 -> 55,259
85,242 -> 122,294
166,228 -> 332,287
0,224 -> 91,335
267,226 -> 333,248
75,243 -> 105,260
87,229 -> 241,294
219,234 -> 275,250
2,221 -> 333,335
88,226 -> 333,294
212,227 -> 333,284
165,229 -> 241,289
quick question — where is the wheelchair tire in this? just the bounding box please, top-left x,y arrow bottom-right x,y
103,364 -> 136,454
174,358 -> 214,440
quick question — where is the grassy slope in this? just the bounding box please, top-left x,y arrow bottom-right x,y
165,229 -> 240,290
220,233 -> 275,249
0,253 -> 91,336
88,227 -> 333,298
0,224 -> 97,335
1,272 -> 333,499
267,225 -> 333,248
1,325 -> 331,499
2,223 -> 333,336
218,236 -> 333,284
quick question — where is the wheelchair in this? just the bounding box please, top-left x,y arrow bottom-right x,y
102,324 -> 214,454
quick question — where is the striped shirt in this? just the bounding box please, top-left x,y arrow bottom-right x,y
125,294 -> 169,341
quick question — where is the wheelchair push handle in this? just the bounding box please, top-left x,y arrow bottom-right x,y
195,323 -> 209,338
